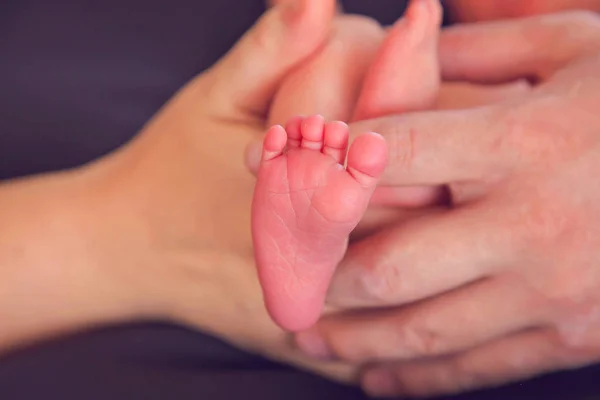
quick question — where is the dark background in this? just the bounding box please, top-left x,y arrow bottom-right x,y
1,1 -> 599,399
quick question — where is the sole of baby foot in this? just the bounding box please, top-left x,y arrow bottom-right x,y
251,115 -> 387,331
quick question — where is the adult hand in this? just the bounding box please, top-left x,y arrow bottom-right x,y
93,0 -> 361,381
1,0 -> 360,383
293,11 -> 600,397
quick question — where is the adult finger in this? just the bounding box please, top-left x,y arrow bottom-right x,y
350,206 -> 442,243
296,276 -> 549,363
205,0 -> 336,119
327,202 -> 515,308
246,138 -> 454,207
361,328 -> 590,398
347,105 -> 515,187
439,11 -> 600,84
434,81 -> 531,110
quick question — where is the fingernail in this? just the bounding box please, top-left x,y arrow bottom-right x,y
295,330 -> 333,360
363,369 -> 403,398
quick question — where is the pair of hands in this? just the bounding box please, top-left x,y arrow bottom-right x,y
288,9 -> 600,398
17,1 -> 598,398
245,2 -> 600,398
136,3 -> 600,398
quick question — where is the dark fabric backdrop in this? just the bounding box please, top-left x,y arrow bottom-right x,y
1,1 -> 599,399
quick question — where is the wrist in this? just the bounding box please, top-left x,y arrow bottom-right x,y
77,130 -> 248,336
0,165 -> 154,351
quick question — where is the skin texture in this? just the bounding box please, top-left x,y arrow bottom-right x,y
0,0 -> 360,384
254,0 -> 442,331
292,11 -> 600,398
252,116 -> 387,331
4,1 -> 600,398
247,1 -> 532,215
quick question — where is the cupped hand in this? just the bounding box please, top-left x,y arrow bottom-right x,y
65,0 -> 361,383
292,11 -> 600,397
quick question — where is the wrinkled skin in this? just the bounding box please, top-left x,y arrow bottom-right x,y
290,11 -> 600,398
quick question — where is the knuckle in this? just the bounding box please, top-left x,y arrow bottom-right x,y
488,105 -> 521,159
505,195 -> 588,304
358,262 -> 403,304
517,199 -> 571,248
511,202 -> 582,280
454,105 -> 519,180
553,301 -> 600,357
509,180 -> 584,256
353,236 -> 406,305
396,323 -> 445,358
529,261 -> 593,324
477,103 -> 565,175
501,101 -> 548,160
383,117 -> 418,175
502,96 -> 586,166
547,326 -> 590,370
555,326 -> 586,356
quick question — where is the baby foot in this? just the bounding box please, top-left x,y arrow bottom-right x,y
251,115 -> 387,331
353,0 -> 442,120
351,0 -> 445,214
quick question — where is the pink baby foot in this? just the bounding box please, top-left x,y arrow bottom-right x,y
352,0 -> 444,209
353,0 -> 442,121
251,115 -> 387,331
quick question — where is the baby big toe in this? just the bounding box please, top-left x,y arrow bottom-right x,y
347,132 -> 388,187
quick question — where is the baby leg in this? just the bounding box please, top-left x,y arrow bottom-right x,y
353,0 -> 442,120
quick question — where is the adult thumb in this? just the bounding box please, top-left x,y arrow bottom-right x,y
203,0 -> 336,120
